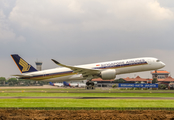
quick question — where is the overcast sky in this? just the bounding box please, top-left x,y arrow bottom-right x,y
0,0 -> 174,79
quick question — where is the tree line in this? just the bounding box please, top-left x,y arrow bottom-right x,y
0,77 -> 49,86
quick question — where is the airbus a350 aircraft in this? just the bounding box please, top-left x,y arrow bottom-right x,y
11,54 -> 165,89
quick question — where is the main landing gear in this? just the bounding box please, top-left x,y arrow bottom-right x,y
85,80 -> 95,90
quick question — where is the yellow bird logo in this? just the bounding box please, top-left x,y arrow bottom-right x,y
19,58 -> 31,72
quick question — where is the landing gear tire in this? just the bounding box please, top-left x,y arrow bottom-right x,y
86,81 -> 95,90
91,86 -> 94,89
86,86 -> 90,90
85,85 -> 95,90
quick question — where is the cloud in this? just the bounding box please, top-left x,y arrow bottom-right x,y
0,0 -> 174,78
8,0 -> 174,32
0,1 -> 26,43
81,0 -> 174,31
0,11 -> 17,43
9,0 -> 84,31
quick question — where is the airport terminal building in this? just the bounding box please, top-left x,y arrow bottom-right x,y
92,70 -> 173,88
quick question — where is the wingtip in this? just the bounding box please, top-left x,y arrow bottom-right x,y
51,59 -> 60,64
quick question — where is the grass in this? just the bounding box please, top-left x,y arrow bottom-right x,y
0,92 -> 174,97
0,99 -> 174,107
1,88 -> 174,93
0,88 -> 174,108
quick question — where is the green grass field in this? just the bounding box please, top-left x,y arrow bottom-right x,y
0,92 -> 174,97
0,99 -> 174,107
0,88 -> 174,107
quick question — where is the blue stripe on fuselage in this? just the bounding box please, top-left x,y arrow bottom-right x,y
94,61 -> 148,69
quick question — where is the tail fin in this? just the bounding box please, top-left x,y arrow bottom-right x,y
11,54 -> 38,73
49,82 -> 54,86
63,81 -> 70,86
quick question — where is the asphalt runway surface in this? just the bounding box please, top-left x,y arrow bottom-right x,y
1,91 -> 174,93
2,91 -> 174,94
0,96 -> 174,99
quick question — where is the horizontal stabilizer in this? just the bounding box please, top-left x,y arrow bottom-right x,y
12,74 -> 32,78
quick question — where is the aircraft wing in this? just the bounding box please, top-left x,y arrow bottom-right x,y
51,59 -> 101,77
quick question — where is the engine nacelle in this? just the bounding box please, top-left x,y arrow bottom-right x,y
100,69 -> 116,80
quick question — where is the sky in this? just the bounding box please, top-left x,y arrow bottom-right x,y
0,0 -> 174,79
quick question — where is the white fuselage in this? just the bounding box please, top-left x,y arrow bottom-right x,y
52,83 -> 64,87
20,57 -> 165,82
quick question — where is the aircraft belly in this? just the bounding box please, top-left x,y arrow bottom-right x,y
40,75 -> 72,82
116,64 -> 151,75
68,74 -> 85,80
37,74 -> 85,82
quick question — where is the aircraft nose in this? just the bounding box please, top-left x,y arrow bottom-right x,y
161,62 -> 165,67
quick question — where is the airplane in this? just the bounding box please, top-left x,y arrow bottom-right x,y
11,54 -> 165,89
62,81 -> 86,87
49,82 -> 64,87
63,81 -> 78,87
49,81 -> 75,87
50,81 -> 86,87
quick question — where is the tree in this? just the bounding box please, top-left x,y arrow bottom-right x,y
0,77 -> 6,85
114,78 -> 125,83
112,84 -> 117,88
158,84 -> 167,89
152,78 -> 158,84
8,78 -> 18,86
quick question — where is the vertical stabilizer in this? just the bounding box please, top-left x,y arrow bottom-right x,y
49,82 -> 55,86
11,54 -> 38,73
63,81 -> 70,86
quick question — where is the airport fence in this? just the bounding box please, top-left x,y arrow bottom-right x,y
0,107 -> 174,111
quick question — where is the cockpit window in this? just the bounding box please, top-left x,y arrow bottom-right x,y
156,60 -> 160,62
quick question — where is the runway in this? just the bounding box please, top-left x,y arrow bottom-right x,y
0,97 -> 174,99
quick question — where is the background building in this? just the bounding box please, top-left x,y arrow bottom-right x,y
35,62 -> 43,71
151,70 -> 169,79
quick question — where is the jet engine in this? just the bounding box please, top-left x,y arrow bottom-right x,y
100,69 -> 116,80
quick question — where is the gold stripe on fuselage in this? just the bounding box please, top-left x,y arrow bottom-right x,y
30,72 -> 76,80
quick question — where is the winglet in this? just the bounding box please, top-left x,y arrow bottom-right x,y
51,59 -> 60,64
